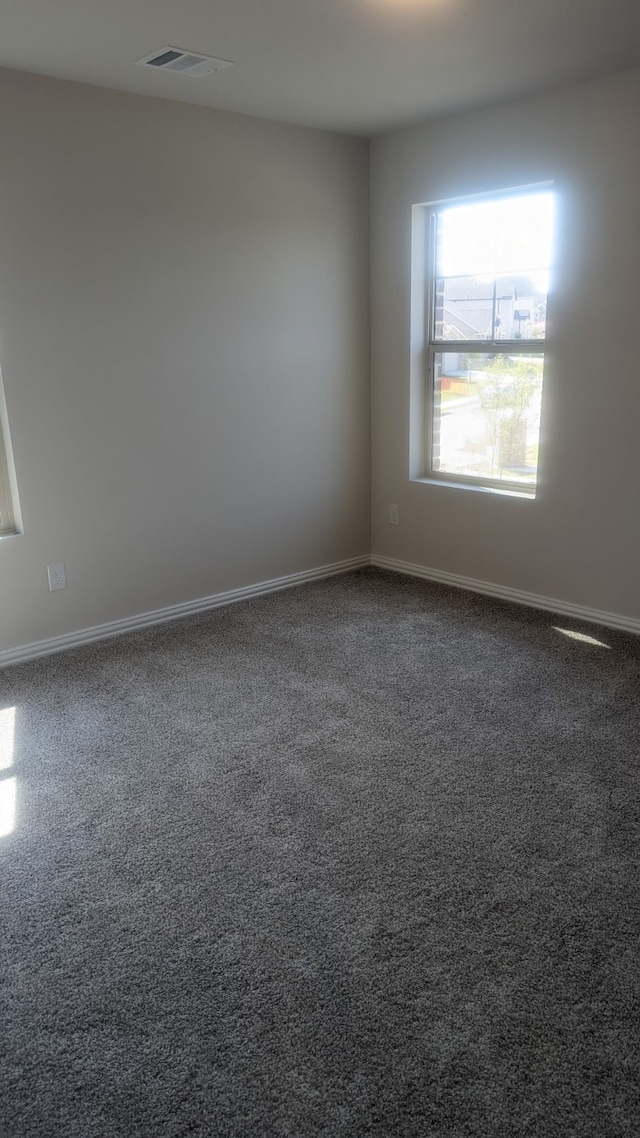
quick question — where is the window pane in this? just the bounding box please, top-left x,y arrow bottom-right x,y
494,273 -> 548,340
434,275 -> 495,341
432,352 -> 544,486
436,192 -> 554,279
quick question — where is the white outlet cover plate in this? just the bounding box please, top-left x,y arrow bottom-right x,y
47,563 -> 67,591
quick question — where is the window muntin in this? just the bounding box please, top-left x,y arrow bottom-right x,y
426,187 -> 554,493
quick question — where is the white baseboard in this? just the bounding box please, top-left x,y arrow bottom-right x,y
371,553 -> 640,636
5,551 -> 637,668
0,555 -> 370,669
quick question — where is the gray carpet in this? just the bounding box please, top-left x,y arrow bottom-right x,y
1,568 -> 639,1137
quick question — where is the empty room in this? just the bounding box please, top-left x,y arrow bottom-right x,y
1,1 -> 639,1135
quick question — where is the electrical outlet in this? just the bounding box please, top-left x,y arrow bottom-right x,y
389,504 -> 400,526
47,563 -> 67,592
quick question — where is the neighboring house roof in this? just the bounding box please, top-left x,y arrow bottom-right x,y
439,274 -> 545,340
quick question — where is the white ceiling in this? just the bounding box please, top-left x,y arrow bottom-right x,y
1,0 -> 639,135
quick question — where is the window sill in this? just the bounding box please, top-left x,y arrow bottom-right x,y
0,530 -> 21,541
413,476 -> 536,500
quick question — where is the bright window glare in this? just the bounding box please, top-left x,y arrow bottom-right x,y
0,776 -> 16,837
438,192 -> 554,278
0,706 -> 16,771
553,627 -> 611,648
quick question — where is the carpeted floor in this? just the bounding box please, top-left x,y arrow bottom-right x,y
1,567 -> 639,1137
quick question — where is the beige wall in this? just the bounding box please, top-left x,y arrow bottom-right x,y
371,68 -> 640,620
0,70 -> 370,653
3,64 -> 639,654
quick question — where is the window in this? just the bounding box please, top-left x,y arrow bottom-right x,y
0,445 -> 15,536
422,186 -> 554,495
0,380 -> 18,536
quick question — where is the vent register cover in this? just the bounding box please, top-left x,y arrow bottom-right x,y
136,47 -> 234,78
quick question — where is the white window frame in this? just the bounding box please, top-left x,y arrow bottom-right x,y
0,443 -> 15,535
0,382 -> 18,537
423,183 -> 552,496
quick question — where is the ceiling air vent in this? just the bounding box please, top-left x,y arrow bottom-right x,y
136,47 -> 234,79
